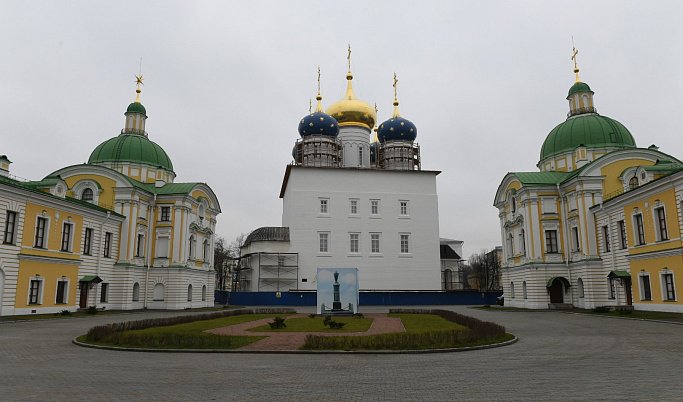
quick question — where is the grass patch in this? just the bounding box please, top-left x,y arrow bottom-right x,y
301,309 -> 511,351
248,316 -> 374,333
80,308 -> 295,349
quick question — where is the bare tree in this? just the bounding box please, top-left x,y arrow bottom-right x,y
465,249 -> 502,291
213,237 -> 231,290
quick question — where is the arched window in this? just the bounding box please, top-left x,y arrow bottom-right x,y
629,177 -> 639,190
132,282 -> 140,301
187,284 -> 193,301
508,233 -> 514,256
201,285 -> 207,301
511,197 -> 516,213
523,281 -> 527,299
153,283 -> 165,301
203,240 -> 210,260
510,281 -> 515,299
82,188 -> 94,201
578,278 -> 585,298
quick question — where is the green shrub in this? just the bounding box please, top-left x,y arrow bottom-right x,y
353,313 -> 364,318
86,306 -> 98,314
59,310 -> 72,316
593,306 -> 611,313
308,313 -> 316,318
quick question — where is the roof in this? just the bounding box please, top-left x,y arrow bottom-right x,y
0,175 -> 124,217
88,133 -> 174,172
243,227 -> 290,246
568,81 -> 592,96
512,171 -> 569,186
540,114 -> 636,162
126,101 -> 147,115
440,244 -> 461,260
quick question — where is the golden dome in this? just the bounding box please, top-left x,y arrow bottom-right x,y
326,72 -> 376,129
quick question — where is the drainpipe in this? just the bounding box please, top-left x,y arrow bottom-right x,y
143,194 -> 156,309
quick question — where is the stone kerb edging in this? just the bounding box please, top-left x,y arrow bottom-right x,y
72,336 -> 518,354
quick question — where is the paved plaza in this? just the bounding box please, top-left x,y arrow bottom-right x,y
1,306 -> 682,401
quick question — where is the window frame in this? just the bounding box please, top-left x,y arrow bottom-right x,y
160,206 -> 171,222
633,213 -> 646,246
349,233 -> 360,254
83,227 -> 93,255
34,216 -> 49,249
349,199 -> 358,215
136,233 -> 145,257
662,271 -> 676,301
399,200 -> 409,216
28,278 -> 44,305
318,232 -> 329,253
3,210 -> 17,245
602,225 -> 610,252
399,233 -> 410,254
618,220 -> 628,249
100,283 -> 109,303
639,273 -> 652,301
319,198 -> 329,214
103,232 -> 112,258
370,200 -> 380,216
61,221 -> 74,252
55,279 -> 69,304
654,205 -> 669,242
370,233 -> 381,254
545,230 -> 558,253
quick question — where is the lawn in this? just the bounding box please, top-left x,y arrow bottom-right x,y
248,316 -> 374,333
300,312 -> 512,351
78,313 -> 286,349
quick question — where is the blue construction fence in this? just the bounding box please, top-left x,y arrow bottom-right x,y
215,290 -> 502,306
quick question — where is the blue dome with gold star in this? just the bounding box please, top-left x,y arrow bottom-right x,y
378,116 -> 417,143
298,111 -> 339,137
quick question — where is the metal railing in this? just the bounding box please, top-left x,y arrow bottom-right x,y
567,107 -> 597,118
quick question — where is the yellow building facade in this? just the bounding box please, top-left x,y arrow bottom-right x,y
494,56 -> 682,312
0,81 -> 220,316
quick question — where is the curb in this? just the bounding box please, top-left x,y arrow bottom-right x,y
72,335 -> 518,354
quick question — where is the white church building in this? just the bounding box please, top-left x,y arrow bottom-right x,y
238,65 -> 443,293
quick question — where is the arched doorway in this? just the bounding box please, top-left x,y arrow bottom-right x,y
547,277 -> 570,304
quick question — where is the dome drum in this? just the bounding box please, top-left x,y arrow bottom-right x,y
293,135 -> 343,167
376,141 -> 421,170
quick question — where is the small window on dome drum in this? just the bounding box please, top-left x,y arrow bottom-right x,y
82,188 -> 94,201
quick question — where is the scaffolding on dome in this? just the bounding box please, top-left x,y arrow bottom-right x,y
293,135 -> 343,167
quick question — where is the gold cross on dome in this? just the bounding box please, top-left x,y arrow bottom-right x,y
347,44 -> 352,72
393,72 -> 398,101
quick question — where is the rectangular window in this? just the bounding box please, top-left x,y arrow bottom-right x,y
29,279 -> 41,304
358,147 -> 363,166
3,210 -> 17,244
602,225 -> 610,252
371,233 -> 381,253
320,199 -> 328,214
400,201 -> 409,216
160,206 -> 171,222
663,273 -> 676,301
655,206 -> 668,241
571,227 -> 580,252
350,199 -> 358,215
100,283 -> 108,303
104,232 -> 112,258
83,228 -> 93,255
56,280 -> 68,304
136,234 -> 145,257
349,233 -> 359,253
640,275 -> 652,301
634,214 -> 645,245
61,222 -> 73,252
371,200 -> 380,215
618,220 -> 628,249
34,217 -> 48,249
545,230 -> 558,253
319,232 -> 329,253
609,279 -> 616,299
400,234 -> 410,254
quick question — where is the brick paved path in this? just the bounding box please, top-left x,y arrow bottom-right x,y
207,313 -> 405,350
2,306 -> 683,400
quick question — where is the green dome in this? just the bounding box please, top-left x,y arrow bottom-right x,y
540,114 -> 636,161
568,82 -> 592,96
126,101 -> 147,115
88,134 -> 173,172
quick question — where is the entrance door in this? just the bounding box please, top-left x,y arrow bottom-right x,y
549,280 -> 563,303
624,278 -> 633,306
79,284 -> 89,308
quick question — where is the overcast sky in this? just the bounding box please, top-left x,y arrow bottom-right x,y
2,1 -> 683,260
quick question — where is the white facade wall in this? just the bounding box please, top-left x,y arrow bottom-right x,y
281,166 -> 441,291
